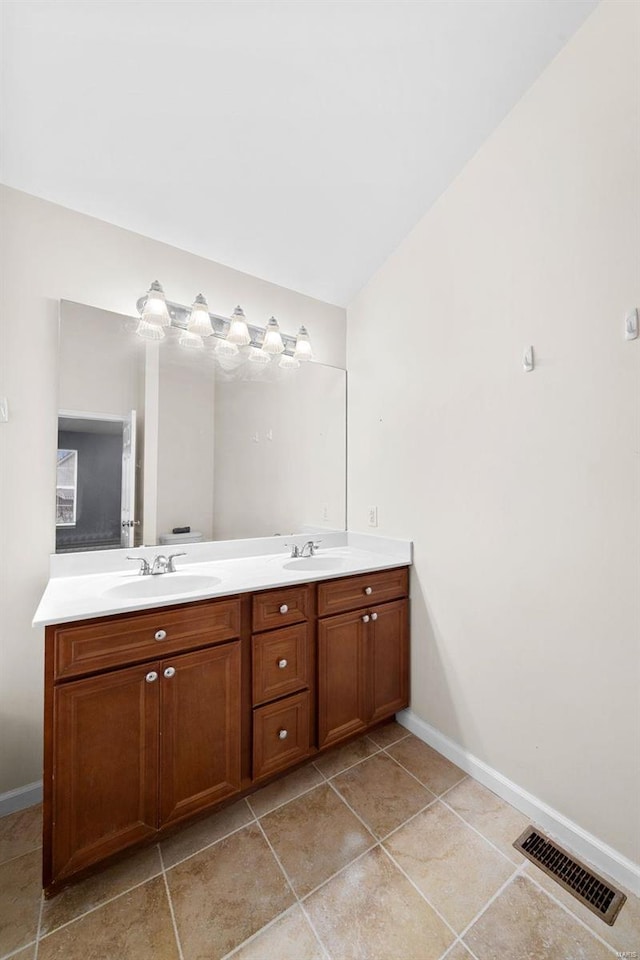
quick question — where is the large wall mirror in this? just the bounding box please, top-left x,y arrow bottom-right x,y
56,300 -> 346,553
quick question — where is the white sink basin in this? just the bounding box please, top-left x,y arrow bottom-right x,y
105,574 -> 222,600
282,556 -> 347,572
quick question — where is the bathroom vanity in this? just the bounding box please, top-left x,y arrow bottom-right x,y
35,538 -> 411,894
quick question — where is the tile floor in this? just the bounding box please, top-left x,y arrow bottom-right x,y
0,721 -> 638,960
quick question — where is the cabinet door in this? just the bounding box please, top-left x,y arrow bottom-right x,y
318,609 -> 369,748
52,662 -> 159,882
368,599 -> 409,724
160,642 -> 241,826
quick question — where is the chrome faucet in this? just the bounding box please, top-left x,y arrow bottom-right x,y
289,540 -> 321,559
127,552 -> 186,575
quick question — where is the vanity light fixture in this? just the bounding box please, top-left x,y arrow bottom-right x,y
135,283 -> 313,372
262,317 -> 285,355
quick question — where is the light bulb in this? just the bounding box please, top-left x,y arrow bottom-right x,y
178,330 -> 204,350
141,280 -> 170,328
187,294 -> 213,337
135,318 -> 165,341
227,305 -> 251,346
215,338 -> 239,357
279,354 -> 300,369
293,325 -> 313,361
248,346 -> 271,365
262,317 -> 285,354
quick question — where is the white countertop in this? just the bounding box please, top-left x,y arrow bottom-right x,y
33,532 -> 412,627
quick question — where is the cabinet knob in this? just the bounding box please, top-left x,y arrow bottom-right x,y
362,614 -> 370,623
364,586 -> 373,596
278,659 -> 288,669
279,604 -> 289,614
278,729 -> 288,740
163,667 -> 176,679
145,671 -> 158,683
155,629 -> 167,641
371,612 -> 378,621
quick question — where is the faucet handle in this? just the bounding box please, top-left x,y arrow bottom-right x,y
167,552 -> 187,572
127,556 -> 150,576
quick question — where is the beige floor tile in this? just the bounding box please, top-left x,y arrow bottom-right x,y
248,764 -> 324,818
305,846 -> 454,960
314,736 -> 379,779
0,849 -> 41,957
444,778 -> 530,864
260,783 -> 375,897
384,802 -> 514,932
0,806 -> 42,866
464,874 -> 613,960
386,736 -> 466,795
166,823 -> 294,960
367,721 -> 410,748
40,844 -> 162,936
524,860 -> 640,956
161,799 -> 253,868
332,753 -> 434,838
38,875 -> 178,960
444,943 -> 474,960
231,905 -> 324,960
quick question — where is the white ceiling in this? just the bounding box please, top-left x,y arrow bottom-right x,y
1,0 -> 597,306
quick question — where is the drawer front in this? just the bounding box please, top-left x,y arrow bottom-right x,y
317,567 -> 408,618
54,598 -> 242,680
252,623 -> 309,706
253,691 -> 310,780
252,585 -> 311,633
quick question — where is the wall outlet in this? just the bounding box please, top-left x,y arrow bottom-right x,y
321,504 -> 329,522
0,398 -> 8,423
368,505 -> 378,527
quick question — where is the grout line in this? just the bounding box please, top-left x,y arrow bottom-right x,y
438,797 -> 520,868
314,745 -> 383,782
381,744 -> 467,798
456,863 -> 525,942
520,866 -> 620,956
161,814 -> 258,872
324,779 -> 377,841
0,844 -> 43,869
436,774 -> 470,800
159,844 -> 184,960
33,888 -> 44,958
247,780 -> 324,820
299,842 -> 380,903
378,797 -> 438,843
297,901 -> 333,960
1,940 -> 38,960
379,845 -> 459,941
380,747 -> 444,794
220,904 -> 300,960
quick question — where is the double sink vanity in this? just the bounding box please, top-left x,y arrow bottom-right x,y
34,533 -> 412,895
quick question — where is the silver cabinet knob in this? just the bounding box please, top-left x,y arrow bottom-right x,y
279,604 -> 289,614
278,729 -> 288,740
163,667 -> 176,679
364,586 -> 373,596
155,629 -> 167,641
371,612 -> 378,621
278,659 -> 288,669
145,671 -> 158,683
362,614 -> 370,623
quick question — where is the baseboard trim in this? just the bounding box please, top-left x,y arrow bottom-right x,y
397,708 -> 640,897
0,780 -> 43,817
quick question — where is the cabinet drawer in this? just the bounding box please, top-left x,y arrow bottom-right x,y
252,623 -> 309,706
253,691 -> 310,780
317,567 -> 408,617
252,585 -> 311,633
54,598 -> 241,680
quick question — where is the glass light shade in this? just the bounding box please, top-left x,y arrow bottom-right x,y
178,330 -> 204,350
227,305 -> 251,346
293,325 -> 313,361
187,294 -> 214,337
135,318 -> 165,341
141,280 -> 170,328
214,338 -> 239,357
262,317 -> 285,354
279,354 -> 300,370
248,346 -> 271,365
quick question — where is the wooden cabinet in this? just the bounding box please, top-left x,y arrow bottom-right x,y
317,570 -> 409,749
44,567 -> 409,893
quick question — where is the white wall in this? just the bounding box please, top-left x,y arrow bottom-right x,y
347,0 -> 639,866
0,187 -> 345,795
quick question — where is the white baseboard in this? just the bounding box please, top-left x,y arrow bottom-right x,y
0,780 -> 43,817
397,708 -> 640,897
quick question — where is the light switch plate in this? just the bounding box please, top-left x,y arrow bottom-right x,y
0,398 -> 8,422
625,309 -> 639,341
368,505 -> 378,527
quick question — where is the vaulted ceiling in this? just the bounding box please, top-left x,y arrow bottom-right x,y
1,0 -> 597,304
